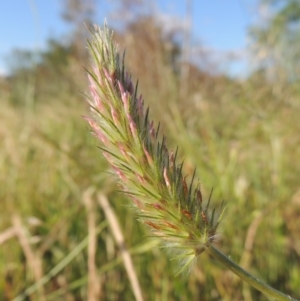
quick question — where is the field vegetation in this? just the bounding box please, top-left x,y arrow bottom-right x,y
1,1 -> 300,300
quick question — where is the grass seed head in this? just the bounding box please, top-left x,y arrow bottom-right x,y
85,23 -> 225,272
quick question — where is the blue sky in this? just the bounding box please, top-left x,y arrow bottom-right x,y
0,0 -> 259,76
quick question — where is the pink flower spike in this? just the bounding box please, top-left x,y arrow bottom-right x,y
128,114 -> 138,138
110,105 -> 119,126
148,203 -> 166,211
143,144 -> 153,165
163,167 -> 171,189
83,116 -> 97,129
88,74 -> 96,87
118,81 -> 130,114
149,121 -> 155,138
137,94 -> 144,117
103,151 -> 113,164
118,80 -> 125,95
93,67 -> 103,85
137,174 -> 145,184
111,165 -> 127,182
169,150 -> 175,169
151,203 -> 165,211
103,68 -> 113,84
117,143 -> 130,161
132,198 -> 144,210
122,92 -> 130,114
90,85 -> 104,112
94,129 -> 109,145
84,117 -> 109,145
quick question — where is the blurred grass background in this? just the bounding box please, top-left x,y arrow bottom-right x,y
1,0 -> 300,300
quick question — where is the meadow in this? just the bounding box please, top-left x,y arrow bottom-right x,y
1,17 -> 300,301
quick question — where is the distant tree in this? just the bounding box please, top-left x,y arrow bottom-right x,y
250,0 -> 300,81
6,38 -> 86,106
61,0 -> 96,62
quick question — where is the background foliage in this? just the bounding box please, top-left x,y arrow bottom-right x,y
1,0 -> 300,300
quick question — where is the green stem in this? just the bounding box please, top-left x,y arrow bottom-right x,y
12,221 -> 108,301
206,245 -> 298,301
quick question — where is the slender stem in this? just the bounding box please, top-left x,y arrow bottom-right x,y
98,194 -> 144,301
12,221 -> 108,301
206,245 -> 298,301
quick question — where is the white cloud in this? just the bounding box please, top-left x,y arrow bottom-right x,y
155,12 -> 189,36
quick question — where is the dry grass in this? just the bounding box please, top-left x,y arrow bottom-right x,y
0,17 -> 300,300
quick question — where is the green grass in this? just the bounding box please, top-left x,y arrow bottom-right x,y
1,39 -> 300,300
